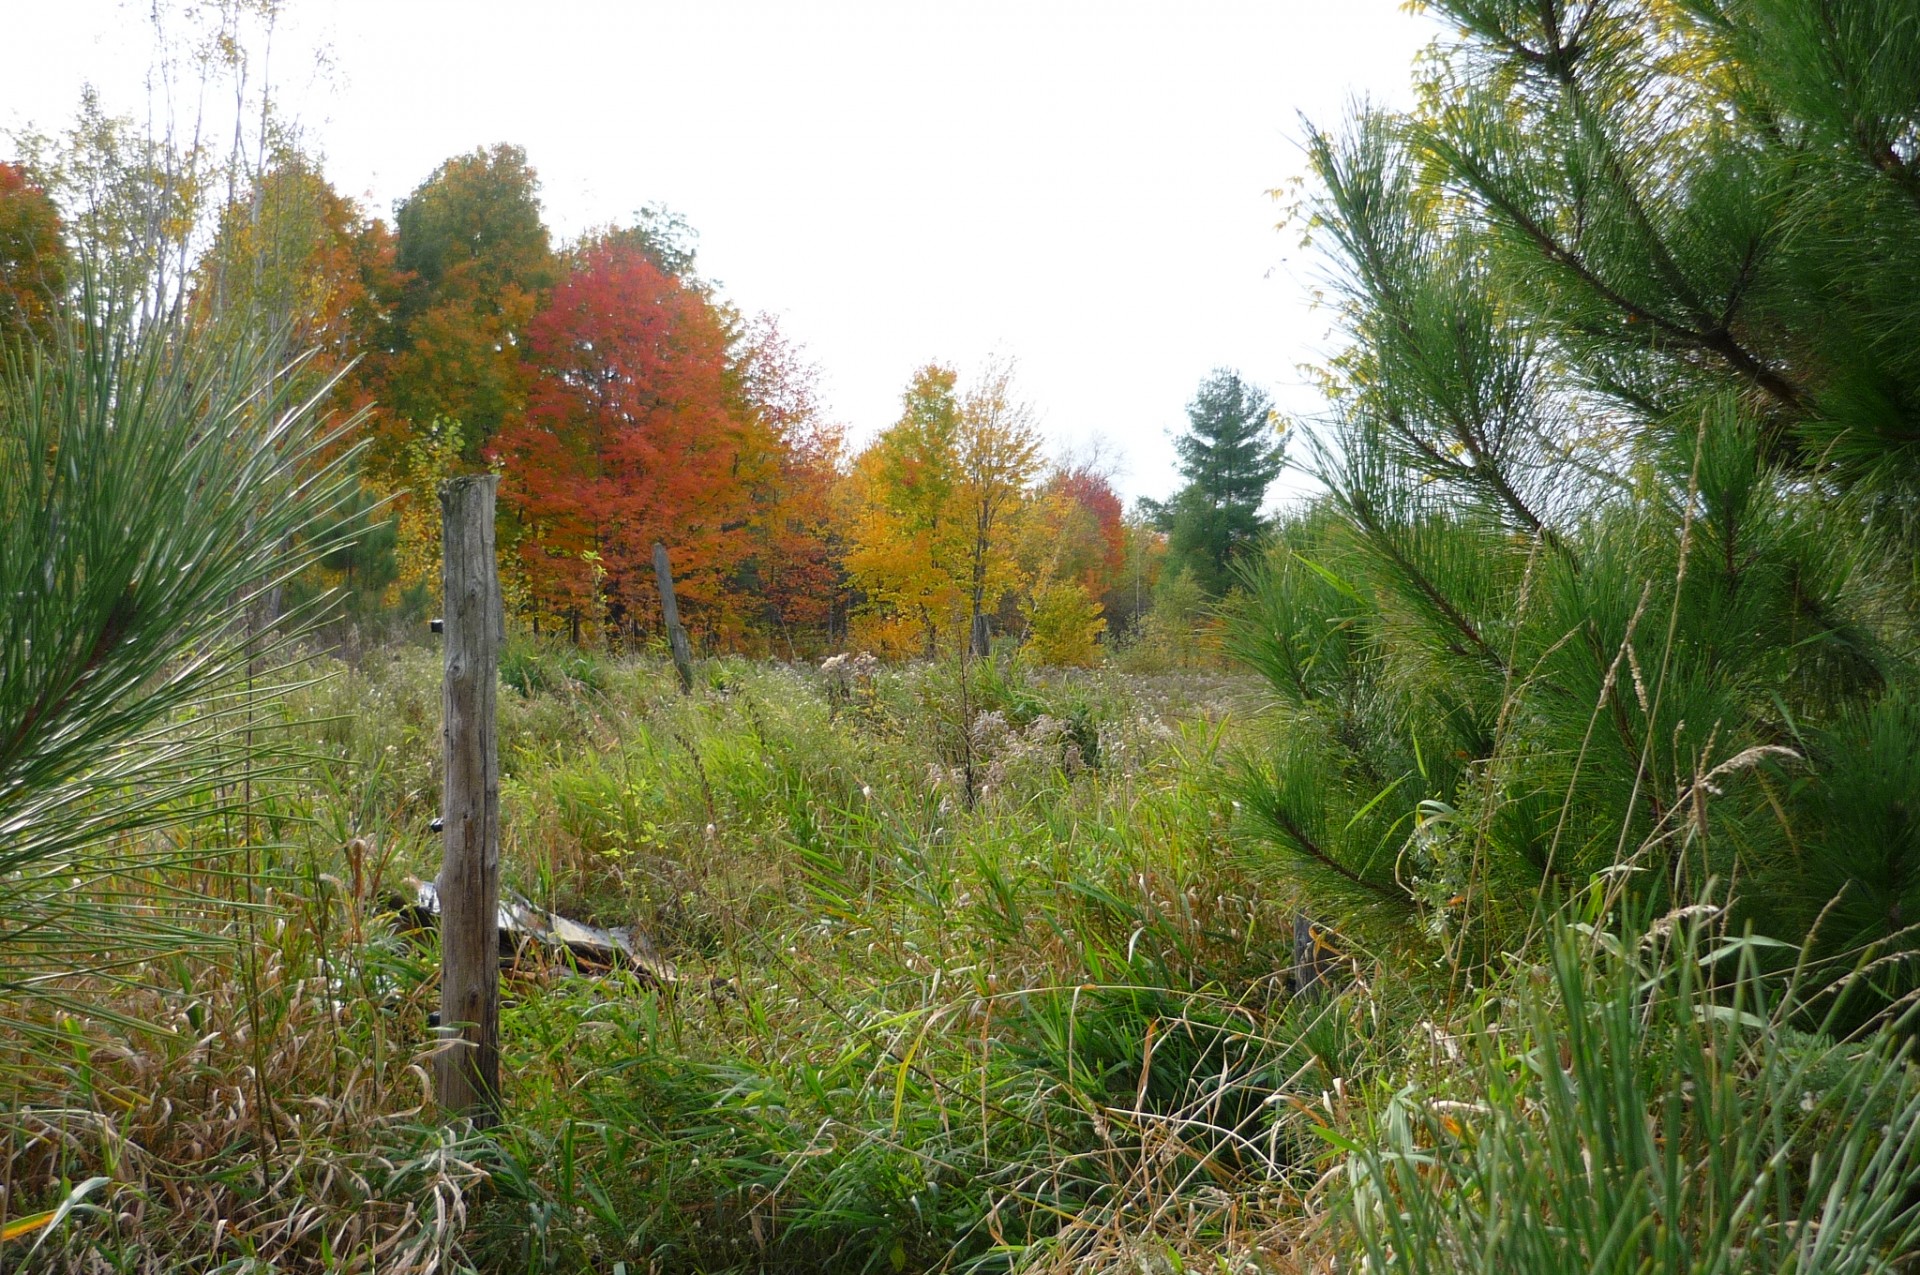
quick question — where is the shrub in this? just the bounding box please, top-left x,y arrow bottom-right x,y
1023,581 -> 1106,668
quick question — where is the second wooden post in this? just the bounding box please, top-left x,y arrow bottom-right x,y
653,541 -> 695,694
438,474 -> 503,1124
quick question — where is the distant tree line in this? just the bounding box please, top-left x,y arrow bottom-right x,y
1,124 -> 1282,661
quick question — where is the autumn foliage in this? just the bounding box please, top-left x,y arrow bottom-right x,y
733,315 -> 847,643
839,360 -> 1128,658
379,145 -> 555,468
1031,464 -> 1126,599
8,133 -> 1132,661
0,162 -> 68,350
492,239 -> 751,640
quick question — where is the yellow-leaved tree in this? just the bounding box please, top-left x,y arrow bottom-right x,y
844,364 -> 966,655
955,360 -> 1043,644
845,360 -> 1042,657
1023,581 -> 1105,667
389,417 -> 467,603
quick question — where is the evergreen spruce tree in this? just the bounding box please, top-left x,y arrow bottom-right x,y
1230,0 -> 1920,1023
1158,369 -> 1285,596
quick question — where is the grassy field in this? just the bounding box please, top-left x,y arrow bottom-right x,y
5,644 -> 1341,1271
6,640 -> 1919,1273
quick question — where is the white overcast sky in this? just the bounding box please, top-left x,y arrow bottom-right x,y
4,0 -> 1441,505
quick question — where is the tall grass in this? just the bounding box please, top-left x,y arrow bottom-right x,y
15,572 -> 1920,1267
10,625 -> 1918,1270
6,638 -> 1310,1270
448,650 -> 1302,1272
1334,909 -> 1920,1273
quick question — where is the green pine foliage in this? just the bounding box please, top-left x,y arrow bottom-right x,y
0,275 -> 364,1035
1229,0 -> 1920,1016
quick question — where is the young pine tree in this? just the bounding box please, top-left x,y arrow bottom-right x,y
1229,0 -> 1920,1022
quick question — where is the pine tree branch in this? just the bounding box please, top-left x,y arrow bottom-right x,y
1344,490 -> 1509,675
1262,805 -> 1405,904
1435,142 -> 1811,415
1382,399 -> 1564,550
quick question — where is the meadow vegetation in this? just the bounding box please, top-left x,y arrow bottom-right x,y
7,639 -> 1322,1271
6,0 -> 1920,1271
8,634 -> 1920,1271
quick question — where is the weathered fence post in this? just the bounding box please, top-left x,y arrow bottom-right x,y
437,475 -> 502,1125
1289,912 -> 1337,1001
653,541 -> 695,694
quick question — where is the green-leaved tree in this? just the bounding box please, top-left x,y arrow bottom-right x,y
376,143 -> 556,469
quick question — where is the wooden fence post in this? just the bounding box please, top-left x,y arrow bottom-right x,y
437,475 -> 502,1125
653,541 -> 695,694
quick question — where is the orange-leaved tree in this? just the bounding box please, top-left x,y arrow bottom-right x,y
844,363 -> 968,655
371,144 -> 555,474
0,161 -> 69,352
194,157 -> 411,623
844,360 -> 1043,656
196,156 -> 400,429
731,313 -> 848,652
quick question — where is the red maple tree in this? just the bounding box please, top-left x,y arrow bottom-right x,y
495,239 -> 764,641
1047,464 -> 1126,596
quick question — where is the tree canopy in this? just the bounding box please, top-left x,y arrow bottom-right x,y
379,143 -> 556,467
494,236 -> 762,640
0,162 -> 67,351
3,113 -> 1146,663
